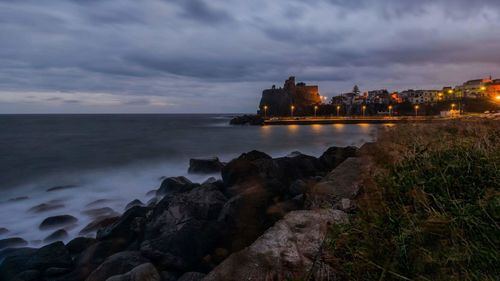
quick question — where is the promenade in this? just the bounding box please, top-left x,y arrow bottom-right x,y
263,116 -> 450,125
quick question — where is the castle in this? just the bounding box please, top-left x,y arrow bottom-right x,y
258,76 -> 322,116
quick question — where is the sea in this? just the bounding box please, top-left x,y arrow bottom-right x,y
0,114 -> 381,246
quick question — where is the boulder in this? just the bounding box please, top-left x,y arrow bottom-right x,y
97,206 -> 150,243
125,200 -> 144,211
86,199 -> 114,208
188,157 -> 224,174
237,150 -> 272,162
229,115 -> 264,126
85,251 -> 150,281
82,207 -> 119,218
7,196 -> 29,202
221,158 -> 260,186
79,216 -> 120,235
141,186 -> 227,271
106,263 -> 160,281
28,202 -> 65,213
0,241 -> 73,280
178,272 -> 206,281
0,237 -> 27,250
306,157 -> 369,209
66,237 -> 97,256
43,229 -> 69,243
319,146 -> 358,170
156,177 -> 197,197
39,215 -> 78,230
16,269 -> 40,281
0,227 -> 8,235
203,209 -> 348,281
46,185 -> 78,192
44,267 -> 71,277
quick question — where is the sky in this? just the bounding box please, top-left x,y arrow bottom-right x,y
1,0 -> 500,113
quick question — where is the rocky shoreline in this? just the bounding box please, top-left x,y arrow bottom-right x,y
0,145 -> 370,281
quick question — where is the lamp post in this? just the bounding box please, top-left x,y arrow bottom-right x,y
362,105 -> 366,117
291,105 -> 295,118
263,105 -> 268,118
314,105 -> 318,118
414,105 -> 419,117
388,105 -> 393,117
336,105 -> 340,117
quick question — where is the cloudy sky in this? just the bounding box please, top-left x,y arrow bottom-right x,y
1,0 -> 500,113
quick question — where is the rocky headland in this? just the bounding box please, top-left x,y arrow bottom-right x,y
0,145 -> 371,281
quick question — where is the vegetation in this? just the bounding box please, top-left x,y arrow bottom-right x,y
327,119 -> 500,280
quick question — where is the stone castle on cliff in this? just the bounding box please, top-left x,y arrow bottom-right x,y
258,77 -> 322,116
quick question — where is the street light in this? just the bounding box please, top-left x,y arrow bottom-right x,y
495,95 -> 500,102
388,105 -> 393,116
451,103 -> 456,110
362,105 -> 366,117
314,105 -> 318,117
448,89 -> 454,94
414,105 -> 419,117
291,105 -> 295,118
263,105 -> 268,118
336,105 -> 340,117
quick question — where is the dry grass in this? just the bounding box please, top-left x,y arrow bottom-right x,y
326,120 -> 500,281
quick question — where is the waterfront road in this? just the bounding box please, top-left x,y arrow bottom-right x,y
263,116 -> 453,125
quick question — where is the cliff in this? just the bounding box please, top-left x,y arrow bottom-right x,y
258,76 -> 322,116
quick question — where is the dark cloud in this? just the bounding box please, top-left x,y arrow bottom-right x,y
0,0 -> 499,113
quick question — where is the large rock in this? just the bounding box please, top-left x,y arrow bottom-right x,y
156,177 -> 198,197
43,229 -> 69,243
66,237 -> 97,256
319,146 -> 358,170
0,237 -> 28,250
0,241 -> 73,280
140,185 -> 227,271
306,157 -> 370,209
0,227 -> 8,235
203,209 -> 348,281
229,115 -> 264,126
80,216 -> 120,235
39,215 -> 78,230
188,157 -> 224,174
85,251 -> 149,281
106,263 -> 160,281
28,202 -> 65,213
178,272 -> 206,281
96,206 -> 150,243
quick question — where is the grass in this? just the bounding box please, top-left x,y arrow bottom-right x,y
326,119 -> 500,281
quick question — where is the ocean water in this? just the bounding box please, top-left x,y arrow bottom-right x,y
0,114 -> 380,246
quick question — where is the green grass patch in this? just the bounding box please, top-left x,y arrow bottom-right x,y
327,120 -> 500,281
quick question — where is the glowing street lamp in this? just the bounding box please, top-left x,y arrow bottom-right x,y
314,105 -> 318,117
480,86 -> 486,91
388,105 -> 393,116
290,105 -> 295,118
448,89 -> 454,94
495,95 -> 500,102
263,105 -> 268,118
362,105 -> 367,117
414,105 -> 420,117
336,105 -> 341,117
451,103 -> 456,110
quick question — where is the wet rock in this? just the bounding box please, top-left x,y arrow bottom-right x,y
178,272 -> 205,281
146,197 -> 158,207
237,150 -> 272,162
85,199 -> 113,208
221,158 -> 260,186
289,179 -> 307,197
146,190 -> 156,197
46,184 -> 78,192
28,202 -> 65,213
204,209 -> 348,281
97,206 -> 150,243
0,227 -> 8,235
66,237 -> 97,255
141,186 -> 227,271
156,176 -> 197,197
82,207 -> 119,218
0,241 -> 73,280
160,271 -> 178,281
202,177 -> 218,185
79,216 -> 120,235
0,237 -> 28,250
272,152 -> 325,185
39,215 -> 78,230
319,146 -> 358,170
229,115 -> 264,126
106,263 -> 160,281
85,251 -> 150,281
188,157 -> 224,174
7,196 -> 29,202
43,229 -> 69,243
125,199 -> 144,210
